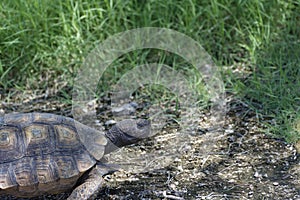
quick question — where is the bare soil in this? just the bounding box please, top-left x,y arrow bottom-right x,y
0,93 -> 299,200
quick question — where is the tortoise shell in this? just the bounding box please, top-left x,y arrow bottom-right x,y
0,112 -> 107,197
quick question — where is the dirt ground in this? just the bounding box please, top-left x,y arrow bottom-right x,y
0,94 -> 299,200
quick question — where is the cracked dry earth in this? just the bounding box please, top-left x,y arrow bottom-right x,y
0,99 -> 299,200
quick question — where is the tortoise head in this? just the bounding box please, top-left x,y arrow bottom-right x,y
105,119 -> 151,153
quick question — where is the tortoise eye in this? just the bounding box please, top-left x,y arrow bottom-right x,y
137,119 -> 150,129
0,132 -> 10,145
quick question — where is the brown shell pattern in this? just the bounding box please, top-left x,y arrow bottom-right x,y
0,113 -> 106,197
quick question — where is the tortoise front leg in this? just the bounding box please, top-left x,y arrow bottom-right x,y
67,166 -> 104,200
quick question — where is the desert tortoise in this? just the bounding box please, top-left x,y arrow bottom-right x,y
0,112 -> 150,199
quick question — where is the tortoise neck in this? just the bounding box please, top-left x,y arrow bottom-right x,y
104,130 -> 119,154
104,140 -> 118,154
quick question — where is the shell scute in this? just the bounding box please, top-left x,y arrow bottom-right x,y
32,113 -> 60,123
24,124 -> 54,156
54,125 -> 81,150
14,157 -> 37,187
54,156 -> 79,179
0,127 -> 24,161
0,163 -> 16,189
35,156 -> 59,184
4,113 -> 32,125
74,152 -> 96,172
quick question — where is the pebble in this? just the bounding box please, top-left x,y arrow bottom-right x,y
105,120 -> 116,126
225,128 -> 234,134
273,182 -> 279,186
112,102 -> 137,116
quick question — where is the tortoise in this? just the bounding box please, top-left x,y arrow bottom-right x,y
0,112 -> 150,199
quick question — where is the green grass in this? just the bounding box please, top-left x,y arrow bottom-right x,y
0,0 -> 299,142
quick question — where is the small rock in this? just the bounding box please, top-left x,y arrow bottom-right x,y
273,182 -> 279,186
169,183 -> 176,190
228,135 -> 236,142
177,165 -> 183,171
105,120 -> 116,126
112,102 -> 137,116
254,171 -> 262,178
225,128 -> 234,134
94,119 -> 103,127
